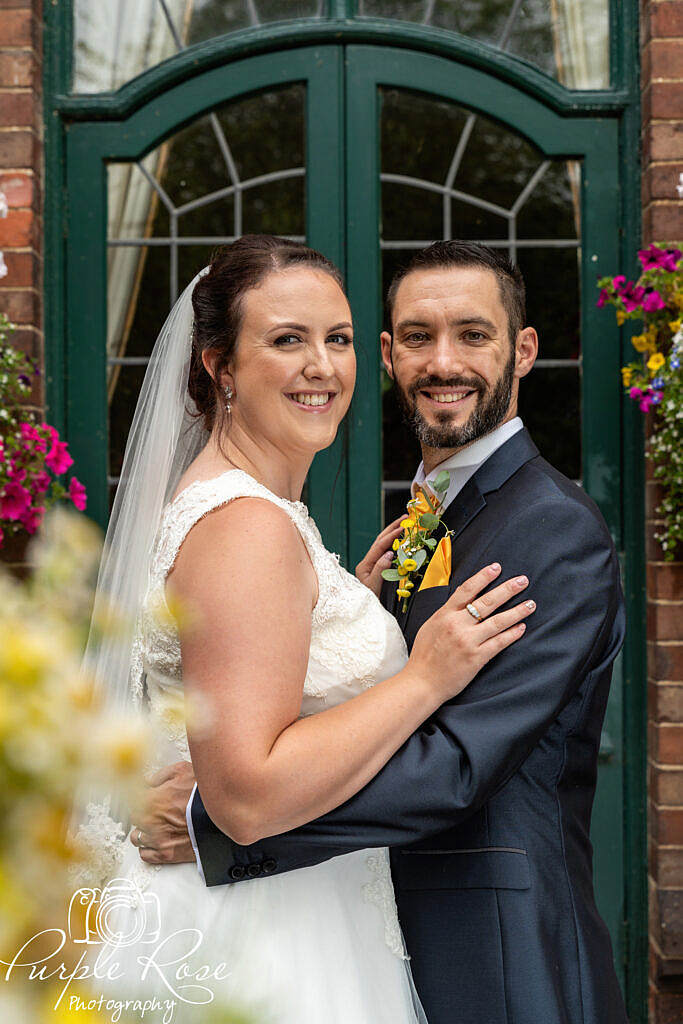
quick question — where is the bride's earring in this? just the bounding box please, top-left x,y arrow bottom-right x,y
224,384 -> 233,413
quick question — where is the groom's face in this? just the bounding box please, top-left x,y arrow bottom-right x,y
381,266 -> 535,453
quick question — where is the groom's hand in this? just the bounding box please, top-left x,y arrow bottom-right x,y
131,760 -> 197,865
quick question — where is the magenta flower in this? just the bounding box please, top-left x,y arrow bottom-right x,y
68,476 -> 87,511
0,481 -> 32,520
45,439 -> 73,475
620,282 -> 646,312
19,504 -> 44,535
33,470 -> 52,494
7,460 -> 26,484
642,289 -> 666,312
20,421 -> 47,454
597,289 -> 610,308
639,395 -> 654,413
628,386 -> 643,400
638,243 -> 682,272
612,275 -> 626,291
0,524 -> 4,548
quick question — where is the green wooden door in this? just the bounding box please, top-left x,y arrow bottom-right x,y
60,36 -> 637,1015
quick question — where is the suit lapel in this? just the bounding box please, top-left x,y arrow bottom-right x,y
398,428 -> 540,636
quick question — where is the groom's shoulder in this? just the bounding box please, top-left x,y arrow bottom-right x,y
493,451 -> 613,548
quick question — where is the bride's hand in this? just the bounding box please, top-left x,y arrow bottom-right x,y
407,563 -> 536,702
355,517 -> 405,597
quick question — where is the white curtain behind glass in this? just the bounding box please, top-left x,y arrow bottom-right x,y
549,0 -> 609,233
73,0 -> 192,386
549,0 -> 609,90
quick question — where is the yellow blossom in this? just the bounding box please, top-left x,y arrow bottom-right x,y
670,319 -> 682,334
397,565 -> 409,577
397,589 -> 411,599
403,558 -> 418,572
631,334 -> 650,353
616,310 -> 627,326
621,366 -> 633,386
399,518 -> 415,529
405,581 -> 414,590
392,539 -> 400,551
648,352 -> 665,372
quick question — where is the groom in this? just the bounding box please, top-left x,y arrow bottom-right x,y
138,242 -> 628,1024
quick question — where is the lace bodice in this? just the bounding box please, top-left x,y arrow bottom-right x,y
135,469 -> 408,762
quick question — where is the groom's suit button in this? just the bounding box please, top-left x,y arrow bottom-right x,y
247,863 -> 263,877
229,865 -> 245,880
262,859 -> 277,874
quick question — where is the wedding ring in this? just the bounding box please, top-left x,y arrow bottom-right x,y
466,602 -> 482,621
134,827 -> 147,849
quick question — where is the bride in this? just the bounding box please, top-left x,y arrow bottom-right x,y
77,235 -> 534,1023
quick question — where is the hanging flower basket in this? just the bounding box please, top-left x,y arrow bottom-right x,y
0,312 -> 87,560
597,243 -> 683,560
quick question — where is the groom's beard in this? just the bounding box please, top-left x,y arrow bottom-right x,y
394,351 -> 516,449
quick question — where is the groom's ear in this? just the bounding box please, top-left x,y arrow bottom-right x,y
380,331 -> 394,379
514,327 -> 538,380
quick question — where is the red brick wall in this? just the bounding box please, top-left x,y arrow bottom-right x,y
642,3 -> 683,1021
0,0 -> 43,411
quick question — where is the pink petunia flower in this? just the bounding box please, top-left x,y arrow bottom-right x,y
638,244 -> 682,273
642,289 -> 666,312
19,504 -> 44,535
628,386 -> 643,400
612,275 -> 626,291
597,289 -> 610,308
7,460 -> 26,484
45,439 -> 73,475
0,481 -> 32,520
20,422 -> 47,454
68,476 -> 87,511
620,282 -> 646,312
32,470 -> 52,494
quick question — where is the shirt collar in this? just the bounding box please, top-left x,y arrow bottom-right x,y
412,417 -> 525,510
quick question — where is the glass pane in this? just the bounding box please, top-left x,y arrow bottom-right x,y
106,83 -> 306,503
73,0 -> 324,93
380,87 -> 582,522
359,0 -> 610,89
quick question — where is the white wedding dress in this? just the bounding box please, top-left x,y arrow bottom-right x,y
81,469 -> 427,1024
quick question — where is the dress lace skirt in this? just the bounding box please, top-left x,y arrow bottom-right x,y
83,835 -> 428,1024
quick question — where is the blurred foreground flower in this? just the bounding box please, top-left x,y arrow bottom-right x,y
0,508 -> 151,1021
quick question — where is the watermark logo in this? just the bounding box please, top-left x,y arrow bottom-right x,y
68,880 -> 161,947
1,878 -> 230,1022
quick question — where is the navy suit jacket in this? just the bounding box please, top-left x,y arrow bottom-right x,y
190,429 -> 628,1024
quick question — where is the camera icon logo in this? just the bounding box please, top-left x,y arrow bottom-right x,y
68,879 -> 161,947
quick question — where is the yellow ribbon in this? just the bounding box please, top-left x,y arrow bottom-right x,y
418,534 -> 452,591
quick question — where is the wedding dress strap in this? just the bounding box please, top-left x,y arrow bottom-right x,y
152,468 -> 319,587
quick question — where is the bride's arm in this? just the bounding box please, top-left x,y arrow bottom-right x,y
168,497 -> 532,847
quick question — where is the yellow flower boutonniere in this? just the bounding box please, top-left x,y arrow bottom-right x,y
382,470 -> 454,612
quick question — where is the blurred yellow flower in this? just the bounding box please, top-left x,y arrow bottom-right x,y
670,319 -> 682,334
631,334 -> 649,353
648,352 -> 665,372
616,310 -> 627,326
403,558 -> 418,572
397,589 -> 410,599
621,366 -> 633,386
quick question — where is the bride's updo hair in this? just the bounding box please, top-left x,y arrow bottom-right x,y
189,234 -> 346,432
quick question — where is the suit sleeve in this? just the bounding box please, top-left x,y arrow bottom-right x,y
191,498 -> 625,886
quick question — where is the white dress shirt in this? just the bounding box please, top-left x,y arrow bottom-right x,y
411,417 -> 524,511
187,416 -> 525,876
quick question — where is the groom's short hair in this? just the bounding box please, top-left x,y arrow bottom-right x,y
386,241 -> 526,347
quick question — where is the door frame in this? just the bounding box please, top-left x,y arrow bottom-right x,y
43,9 -> 646,1019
